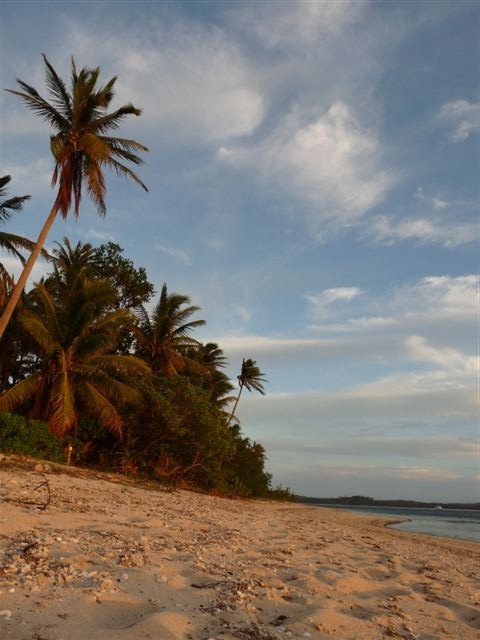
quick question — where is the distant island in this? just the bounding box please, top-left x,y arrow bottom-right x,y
296,494 -> 480,510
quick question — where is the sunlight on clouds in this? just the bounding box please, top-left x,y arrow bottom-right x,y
218,102 -> 393,234
406,336 -> 478,374
60,22 -> 265,144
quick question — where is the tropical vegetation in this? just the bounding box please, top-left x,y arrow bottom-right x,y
0,55 -> 285,499
0,55 -> 147,339
0,237 -> 274,496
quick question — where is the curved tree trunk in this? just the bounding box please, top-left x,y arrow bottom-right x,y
0,201 -> 58,340
226,383 -> 243,427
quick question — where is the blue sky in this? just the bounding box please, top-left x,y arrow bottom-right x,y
0,1 -> 477,501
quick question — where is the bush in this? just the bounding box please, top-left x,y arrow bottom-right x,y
0,412 -> 65,462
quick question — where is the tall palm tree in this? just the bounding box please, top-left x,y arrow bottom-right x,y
226,358 -> 267,427
0,276 -> 150,438
134,283 -> 206,377
0,55 -> 148,339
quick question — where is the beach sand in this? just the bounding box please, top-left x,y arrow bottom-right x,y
0,457 -> 478,640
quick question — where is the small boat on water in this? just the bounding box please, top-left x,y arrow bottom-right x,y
434,505 -> 443,510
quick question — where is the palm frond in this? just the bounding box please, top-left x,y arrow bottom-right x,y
91,104 -> 143,134
100,136 -> 148,153
89,374 -> 143,407
77,380 -> 123,438
103,157 -> 148,191
42,53 -> 72,118
88,354 -> 151,376
6,85 -> 68,130
0,196 -> 31,223
18,309 -> 55,354
0,373 -> 41,411
0,232 -> 39,261
47,352 -> 76,436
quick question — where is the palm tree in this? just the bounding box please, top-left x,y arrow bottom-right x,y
0,175 -> 41,392
0,175 -> 38,282
186,342 -> 235,410
0,55 -> 148,339
45,237 -> 96,297
134,283 -> 206,377
226,358 -> 267,427
0,276 -> 150,438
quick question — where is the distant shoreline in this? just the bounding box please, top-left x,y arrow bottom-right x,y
297,496 -> 480,510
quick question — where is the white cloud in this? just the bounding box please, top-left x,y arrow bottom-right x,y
0,252 -> 50,289
234,1 -> 364,51
84,229 -> 115,242
58,21 -> 265,144
396,275 -> 477,317
241,377 -> 474,425
439,100 -> 479,142
219,102 -> 393,234
311,275 -> 478,336
2,158 -> 52,197
156,244 -> 191,266
366,214 -> 477,248
406,335 -> 478,374
305,286 -> 363,320
396,466 -> 461,481
264,436 -> 477,460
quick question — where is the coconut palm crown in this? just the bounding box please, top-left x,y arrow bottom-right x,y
0,277 -> 150,438
227,358 -> 267,427
134,283 -> 206,377
0,55 -> 148,339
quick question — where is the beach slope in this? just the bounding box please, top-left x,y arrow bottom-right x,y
0,459 -> 478,639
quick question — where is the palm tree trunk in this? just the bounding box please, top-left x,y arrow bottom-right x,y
226,383 -> 243,427
0,201 -> 58,340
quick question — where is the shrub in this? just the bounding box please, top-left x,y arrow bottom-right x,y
0,412 -> 65,462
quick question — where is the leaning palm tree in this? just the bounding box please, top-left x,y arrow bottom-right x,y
134,283 -> 206,377
226,358 -> 267,427
0,276 -> 150,438
0,55 -> 148,339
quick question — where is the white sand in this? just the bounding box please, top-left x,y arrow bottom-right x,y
0,457 -> 478,639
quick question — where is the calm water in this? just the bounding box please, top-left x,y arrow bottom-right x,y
310,504 -> 480,542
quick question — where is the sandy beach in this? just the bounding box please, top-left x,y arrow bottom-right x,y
0,457 -> 478,640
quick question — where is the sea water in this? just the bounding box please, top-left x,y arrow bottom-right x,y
311,504 -> 480,542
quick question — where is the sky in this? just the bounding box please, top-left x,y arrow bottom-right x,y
0,0 -> 478,501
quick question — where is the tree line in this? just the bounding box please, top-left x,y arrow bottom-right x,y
0,56 -> 284,498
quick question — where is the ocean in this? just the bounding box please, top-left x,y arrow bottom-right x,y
310,504 -> 480,542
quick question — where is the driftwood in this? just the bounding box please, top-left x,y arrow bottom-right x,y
32,472 -> 51,510
1,471 -> 52,510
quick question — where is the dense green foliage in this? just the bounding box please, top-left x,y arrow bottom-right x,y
0,411 -> 65,462
0,57 -> 285,499
0,236 -> 278,497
